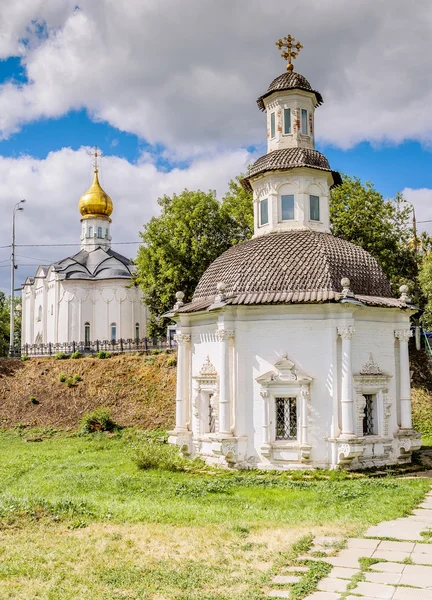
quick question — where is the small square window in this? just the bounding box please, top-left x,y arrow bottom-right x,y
284,108 -> 291,134
260,198 -> 269,226
363,394 -> 377,436
270,112 -> 276,138
276,397 -> 297,440
310,195 -> 320,221
281,194 -> 294,220
301,109 -> 308,135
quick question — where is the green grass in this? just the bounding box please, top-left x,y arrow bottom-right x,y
0,430 -> 429,600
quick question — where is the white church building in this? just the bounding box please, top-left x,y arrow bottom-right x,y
21,150 -> 147,350
168,37 -> 420,470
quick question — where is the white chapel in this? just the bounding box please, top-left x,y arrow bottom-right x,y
168,37 -> 420,470
21,149 -> 147,349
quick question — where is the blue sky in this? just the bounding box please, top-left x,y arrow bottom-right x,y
0,0 -> 432,293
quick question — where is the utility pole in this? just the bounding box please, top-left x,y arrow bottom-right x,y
9,200 -> 26,357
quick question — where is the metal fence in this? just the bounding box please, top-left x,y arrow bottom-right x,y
13,337 -> 173,358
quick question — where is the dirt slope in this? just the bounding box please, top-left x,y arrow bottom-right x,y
0,353 -> 176,430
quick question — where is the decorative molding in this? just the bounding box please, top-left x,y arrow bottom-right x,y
256,355 -> 312,386
215,329 -> 234,342
199,356 -> 217,377
360,353 -> 383,375
174,333 -> 191,345
395,329 -> 413,342
338,326 -> 355,340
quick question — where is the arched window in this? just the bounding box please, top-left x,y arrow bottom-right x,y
88,226 -> 93,238
135,323 -> 140,341
85,322 -> 90,346
111,322 -> 117,341
97,226 -> 102,238
37,305 -> 42,322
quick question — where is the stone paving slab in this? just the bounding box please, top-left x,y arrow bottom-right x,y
347,537 -> 380,550
393,589 -> 432,599
283,565 -> 309,573
379,540 -> 415,552
370,562 -> 405,573
303,593 -> 340,600
350,580 -> 395,598
412,552 -> 432,565
371,549 -> 411,562
398,563 -> 432,588
317,577 -> 347,593
271,575 -> 301,584
365,571 -> 402,585
365,518 -> 431,541
415,543 -> 432,554
267,591 -> 291,598
328,566 -> 360,579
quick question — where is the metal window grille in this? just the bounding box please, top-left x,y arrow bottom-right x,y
208,393 -> 216,433
363,394 -> 375,436
275,397 -> 297,440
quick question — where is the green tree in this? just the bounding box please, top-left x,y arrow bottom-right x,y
330,176 -> 418,297
0,292 -> 9,355
135,186 -> 253,337
220,174 -> 254,242
419,253 -> 432,329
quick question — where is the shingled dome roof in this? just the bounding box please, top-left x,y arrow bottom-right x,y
188,231 -> 392,309
257,72 -> 323,111
243,148 -> 342,191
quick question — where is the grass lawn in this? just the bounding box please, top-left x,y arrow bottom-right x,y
0,430 -> 429,600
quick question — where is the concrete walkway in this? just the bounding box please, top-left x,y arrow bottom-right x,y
267,489 -> 432,599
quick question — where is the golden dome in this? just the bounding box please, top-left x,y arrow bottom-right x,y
79,170 -> 113,220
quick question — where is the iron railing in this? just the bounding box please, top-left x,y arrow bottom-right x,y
13,337 -> 173,358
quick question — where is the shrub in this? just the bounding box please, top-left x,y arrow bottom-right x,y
143,355 -> 156,364
30,396 -> 39,405
20,354 -> 29,361
55,352 -> 69,360
80,407 -> 118,434
133,439 -> 206,473
73,374 -> 82,383
166,355 -> 177,367
95,350 -> 112,359
65,377 -> 74,388
59,373 -> 67,382
71,351 -> 81,359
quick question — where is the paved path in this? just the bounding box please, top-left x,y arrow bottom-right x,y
267,489 -> 432,599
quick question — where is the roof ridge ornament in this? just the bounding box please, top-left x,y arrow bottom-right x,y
275,34 -> 303,72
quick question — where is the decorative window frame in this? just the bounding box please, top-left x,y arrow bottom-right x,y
256,356 -> 313,462
353,354 -> 392,439
192,356 -> 219,438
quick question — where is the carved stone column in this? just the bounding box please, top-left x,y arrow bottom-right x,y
173,333 -> 191,431
395,329 -> 413,429
338,326 -> 355,438
260,389 -> 270,453
216,328 -> 234,435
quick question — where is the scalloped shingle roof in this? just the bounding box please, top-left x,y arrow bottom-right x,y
257,72 -> 323,111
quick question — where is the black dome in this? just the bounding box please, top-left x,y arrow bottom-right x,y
193,231 -> 392,303
257,72 -> 323,111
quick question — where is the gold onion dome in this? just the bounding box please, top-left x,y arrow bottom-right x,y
79,169 -> 113,220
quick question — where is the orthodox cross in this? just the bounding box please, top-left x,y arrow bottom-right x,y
275,35 -> 303,72
87,145 -> 103,173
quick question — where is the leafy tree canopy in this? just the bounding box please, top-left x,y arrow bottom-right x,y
330,176 -> 418,297
135,183 -> 253,336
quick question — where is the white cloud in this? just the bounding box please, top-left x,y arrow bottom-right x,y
1,0 -> 432,153
401,188 -> 432,236
0,146 -> 253,293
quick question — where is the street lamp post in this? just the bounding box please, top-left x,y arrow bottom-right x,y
9,200 -> 26,357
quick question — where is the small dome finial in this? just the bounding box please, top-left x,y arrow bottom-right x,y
275,34 -> 303,72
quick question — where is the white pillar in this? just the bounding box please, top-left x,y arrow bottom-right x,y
216,328 -> 234,435
338,326 -> 355,438
300,385 -> 309,446
174,333 -> 191,431
260,390 -> 270,447
395,329 -> 413,430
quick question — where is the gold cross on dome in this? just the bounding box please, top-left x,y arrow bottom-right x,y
275,35 -> 303,72
87,145 -> 103,173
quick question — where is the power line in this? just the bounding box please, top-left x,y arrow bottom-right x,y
15,241 -> 142,247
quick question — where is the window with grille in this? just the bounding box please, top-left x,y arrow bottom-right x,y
208,393 -> 216,433
275,397 -> 297,440
363,394 -> 377,436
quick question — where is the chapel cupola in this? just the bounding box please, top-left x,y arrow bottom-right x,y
79,146 -> 113,251
243,36 -> 341,238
